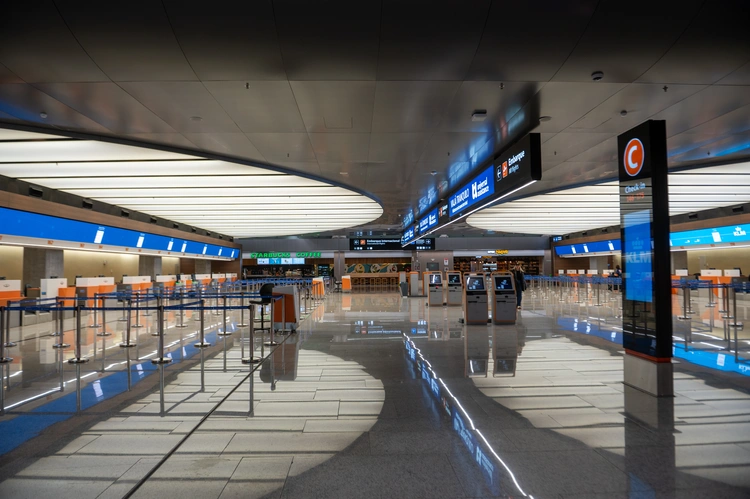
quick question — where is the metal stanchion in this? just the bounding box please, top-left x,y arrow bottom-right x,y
97,295 -> 111,337
58,341 -> 65,393
194,299 -> 211,348
90,293 -> 102,328
265,297 -> 278,347
218,296 -> 231,336
721,284 -> 732,318
118,296 -> 128,322
706,283 -> 716,308
53,299 -> 70,349
120,298 -> 136,347
175,291 -> 187,328
151,302 -> 172,417
0,307 -> 13,366
3,304 -> 16,348
677,283 -> 693,320
68,303 -> 90,364
729,285 -> 743,330
151,296 -> 162,336
51,298 -> 62,337
238,291 -> 248,327
243,305 -> 262,364
133,292 -> 144,328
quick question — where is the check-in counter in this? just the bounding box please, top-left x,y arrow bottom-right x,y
40,278 -> 68,303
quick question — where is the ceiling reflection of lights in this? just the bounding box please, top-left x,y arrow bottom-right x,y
0,127 -> 382,238
468,162 -> 750,235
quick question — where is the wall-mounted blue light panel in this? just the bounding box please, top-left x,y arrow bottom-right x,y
555,240 -> 621,256
669,223 -> 750,248
555,222 -> 750,257
0,206 -> 237,259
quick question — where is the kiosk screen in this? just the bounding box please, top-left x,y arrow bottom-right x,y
448,274 -> 461,285
494,277 -> 513,291
429,274 -> 442,285
466,276 -> 485,291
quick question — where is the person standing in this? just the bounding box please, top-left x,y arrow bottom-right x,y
512,262 -> 526,310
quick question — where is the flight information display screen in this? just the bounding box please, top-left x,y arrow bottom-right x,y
351,238 -> 434,251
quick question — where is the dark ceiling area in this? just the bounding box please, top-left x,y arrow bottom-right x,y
1,0 -> 749,237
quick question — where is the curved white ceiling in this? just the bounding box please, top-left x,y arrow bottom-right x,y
0,128 -> 382,237
467,162 -> 750,235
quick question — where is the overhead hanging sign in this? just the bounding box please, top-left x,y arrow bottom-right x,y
403,133 -> 542,245
351,238 -> 434,251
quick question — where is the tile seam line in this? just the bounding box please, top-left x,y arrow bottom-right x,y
120,333 -> 295,499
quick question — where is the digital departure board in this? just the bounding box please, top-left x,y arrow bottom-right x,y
350,238 -> 434,251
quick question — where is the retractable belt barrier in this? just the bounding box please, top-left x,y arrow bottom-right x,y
0,284 -> 317,417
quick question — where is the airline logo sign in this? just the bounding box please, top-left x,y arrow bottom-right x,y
450,166 -> 494,217
623,138 -> 645,177
497,150 -> 525,182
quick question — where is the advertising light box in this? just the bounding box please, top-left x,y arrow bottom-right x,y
404,133 -> 541,245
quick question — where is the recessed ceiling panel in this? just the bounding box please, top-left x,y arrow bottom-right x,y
468,163 -> 750,235
0,127 -> 381,238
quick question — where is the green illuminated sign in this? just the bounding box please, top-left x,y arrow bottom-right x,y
249,251 -> 321,259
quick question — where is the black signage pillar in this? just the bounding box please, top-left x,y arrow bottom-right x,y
618,120 -> 673,397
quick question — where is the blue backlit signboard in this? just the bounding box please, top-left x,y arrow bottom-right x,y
0,206 -> 236,259
449,166 -> 494,217
404,133 -> 541,245
618,120 -> 672,362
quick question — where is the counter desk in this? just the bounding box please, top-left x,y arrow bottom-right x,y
346,273 -> 399,291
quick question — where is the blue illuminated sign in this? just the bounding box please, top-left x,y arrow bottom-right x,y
419,207 -> 438,233
623,210 -> 653,303
556,222 -> 750,257
0,207 -> 236,259
670,223 -> 750,247
554,240 -> 621,256
449,166 -> 494,217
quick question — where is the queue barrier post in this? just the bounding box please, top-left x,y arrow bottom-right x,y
120,298 -> 136,347
194,299 -> 211,348
53,299 -> 70,349
90,293 -> 102,328
68,303 -> 90,365
97,295 -> 111,337
218,296 -> 231,336
133,292 -> 143,328
151,301 -> 172,417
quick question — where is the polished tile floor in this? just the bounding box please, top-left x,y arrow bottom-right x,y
1,290 -> 750,498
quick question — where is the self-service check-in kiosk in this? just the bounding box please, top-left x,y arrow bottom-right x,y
427,272 -> 444,306
446,271 -> 462,306
464,273 -> 488,324
492,273 -> 517,325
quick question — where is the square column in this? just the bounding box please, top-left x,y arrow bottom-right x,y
195,260 -> 211,275
138,255 -> 162,279
23,248 -> 64,289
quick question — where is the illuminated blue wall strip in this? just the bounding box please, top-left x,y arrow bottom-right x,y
556,222 -> 750,256
0,207 -> 237,259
